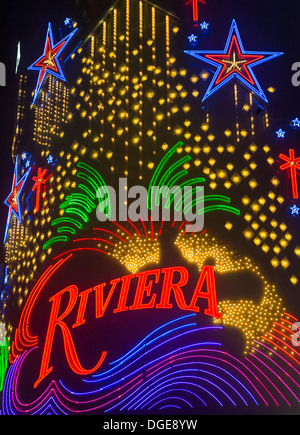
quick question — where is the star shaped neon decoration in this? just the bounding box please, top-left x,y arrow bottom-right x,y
290,204 -> 300,216
28,22 -> 78,105
188,34 -> 198,44
4,157 -> 31,243
276,129 -> 286,138
200,21 -> 209,30
292,118 -> 300,127
185,19 -> 283,102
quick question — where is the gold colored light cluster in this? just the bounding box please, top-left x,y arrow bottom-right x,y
109,236 -> 160,274
214,283 -> 283,353
175,231 -> 251,273
175,231 -> 283,352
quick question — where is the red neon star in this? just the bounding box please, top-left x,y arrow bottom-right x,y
34,37 -> 66,90
205,34 -> 264,87
28,23 -> 78,104
4,158 -> 31,243
185,0 -> 206,22
32,168 -> 49,212
279,149 -> 300,199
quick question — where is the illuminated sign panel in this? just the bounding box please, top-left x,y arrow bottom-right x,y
2,0 -> 300,418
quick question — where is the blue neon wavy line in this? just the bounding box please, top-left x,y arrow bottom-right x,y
150,396 -> 194,410
174,362 -> 249,406
99,322 -> 197,380
132,378 -> 224,410
61,341 -> 222,397
118,358 -> 252,411
110,314 -> 197,366
102,346 -> 225,413
149,389 -> 207,409
89,327 -> 223,382
159,405 -> 181,410
126,370 -> 237,410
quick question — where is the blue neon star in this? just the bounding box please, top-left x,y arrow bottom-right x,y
28,22 -> 78,105
188,34 -> 198,44
4,157 -> 31,243
292,118 -> 300,127
276,129 -> 286,138
200,21 -> 209,30
290,205 -> 300,216
185,19 -> 283,102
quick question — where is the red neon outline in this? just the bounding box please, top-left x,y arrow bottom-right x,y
205,35 -> 264,86
32,168 -> 49,212
10,255 -> 73,363
279,149 -> 300,199
126,218 -> 141,237
185,0 -> 206,22
93,228 -> 127,243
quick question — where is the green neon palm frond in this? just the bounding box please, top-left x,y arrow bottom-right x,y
147,142 -> 240,219
0,337 -> 9,392
43,162 -> 111,251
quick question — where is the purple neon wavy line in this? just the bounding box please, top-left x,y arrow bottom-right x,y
252,344 -> 300,394
174,363 -> 248,406
247,354 -> 292,406
106,365 -> 202,412
131,379 -> 224,410
149,388 -> 207,409
147,351 -> 254,406
120,355 -> 254,412
87,327 -> 223,383
254,339 -> 300,378
244,357 -> 280,406
6,347 -> 146,415
143,359 -> 245,407
147,349 -> 266,406
249,352 -> 298,405
9,348 -> 73,414
123,373 -> 227,410
2,355 -> 17,414
148,395 -> 194,410
137,373 -> 236,410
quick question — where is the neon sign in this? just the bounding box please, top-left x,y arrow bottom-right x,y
279,149 -> 300,199
28,22 -> 78,105
10,257 -> 222,388
3,156 -> 31,243
185,19 -> 283,102
32,168 -> 49,212
185,0 -> 206,23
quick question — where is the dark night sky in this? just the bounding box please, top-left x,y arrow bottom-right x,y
0,0 -> 300,251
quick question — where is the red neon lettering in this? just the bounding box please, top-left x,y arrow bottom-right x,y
130,269 -> 160,310
189,266 -> 222,319
113,274 -> 135,314
35,285 -> 106,388
156,267 -> 190,310
72,287 -> 94,328
95,278 -> 120,318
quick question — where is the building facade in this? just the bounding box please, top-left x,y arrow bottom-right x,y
1,0 -> 300,415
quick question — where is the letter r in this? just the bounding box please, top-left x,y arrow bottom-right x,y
35,285 -> 106,388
